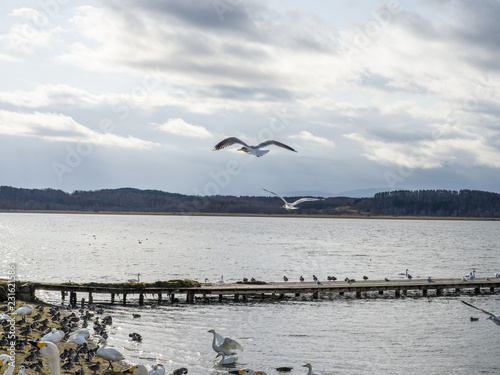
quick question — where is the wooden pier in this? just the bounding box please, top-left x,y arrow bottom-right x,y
24,277 -> 500,306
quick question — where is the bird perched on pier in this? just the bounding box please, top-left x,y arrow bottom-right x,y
263,189 -> 322,211
283,276 -> 288,282
213,137 -> 297,157
403,269 -> 412,280
461,300 -> 500,326
363,275 -> 369,280
300,276 -> 305,282
384,278 -> 390,282
316,280 -> 323,286
327,276 -> 337,281
427,277 -> 434,282
303,363 -> 324,375
208,329 -> 243,356
312,275 -> 318,282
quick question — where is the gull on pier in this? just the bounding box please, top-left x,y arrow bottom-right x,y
213,137 -> 297,157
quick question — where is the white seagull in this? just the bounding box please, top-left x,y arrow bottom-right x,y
11,304 -> 34,317
213,137 -> 297,157
263,189 -> 322,211
461,300 -> 500,326
41,328 -> 65,344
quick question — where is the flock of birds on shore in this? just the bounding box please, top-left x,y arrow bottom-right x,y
1,303 -> 327,375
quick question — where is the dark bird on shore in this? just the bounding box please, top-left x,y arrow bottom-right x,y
251,277 -> 256,282
61,359 -> 74,372
283,276 -> 288,282
87,362 -> 101,374
213,137 -> 297,157
75,368 -> 85,375
470,317 -> 479,321
313,275 -> 318,282
133,314 -> 141,319
363,276 -> 369,280
299,276 -> 304,282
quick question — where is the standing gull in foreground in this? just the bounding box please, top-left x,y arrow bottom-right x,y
213,137 -> 297,157
461,300 -> 500,326
263,189 -> 322,211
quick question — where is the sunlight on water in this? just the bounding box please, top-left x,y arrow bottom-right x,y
2,213 -> 500,374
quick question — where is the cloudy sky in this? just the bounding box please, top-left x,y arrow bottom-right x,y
1,0 -> 499,197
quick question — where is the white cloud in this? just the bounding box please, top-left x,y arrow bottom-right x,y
0,110 -> 158,149
153,118 -> 212,138
290,131 -> 335,147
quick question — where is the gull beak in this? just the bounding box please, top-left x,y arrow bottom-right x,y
122,366 -> 136,374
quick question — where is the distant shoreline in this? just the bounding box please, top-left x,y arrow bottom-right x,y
0,209 -> 498,221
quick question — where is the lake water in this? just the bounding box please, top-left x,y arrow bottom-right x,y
1,213 -> 500,374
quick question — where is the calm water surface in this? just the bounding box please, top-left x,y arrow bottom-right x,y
1,213 -> 499,374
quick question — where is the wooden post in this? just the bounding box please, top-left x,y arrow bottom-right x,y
491,287 -> 495,292
395,289 -> 401,298
422,289 -> 427,297
339,291 -> 344,296
379,290 -> 384,295
81,298 -> 85,308
61,291 -> 66,301
186,291 -> 194,304
312,291 -> 319,299
170,294 -> 175,304
89,292 -> 93,304
123,293 -> 127,306
356,291 -> 362,298
234,294 -> 240,302
111,293 -> 115,304
70,292 -> 76,306
242,295 -> 248,302
295,292 -> 300,297
436,288 -> 442,296
279,294 -> 285,299
219,294 -> 223,302
139,293 -> 144,306
475,287 -> 480,294
158,291 -> 162,302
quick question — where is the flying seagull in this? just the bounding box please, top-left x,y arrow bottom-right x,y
263,189 -> 322,211
461,300 -> 500,326
213,137 -> 297,157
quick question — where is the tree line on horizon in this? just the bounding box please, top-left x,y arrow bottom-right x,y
0,186 -> 499,218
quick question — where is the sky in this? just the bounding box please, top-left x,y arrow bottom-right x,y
1,0 -> 500,197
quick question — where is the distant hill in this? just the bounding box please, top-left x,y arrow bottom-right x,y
1,186 -> 499,218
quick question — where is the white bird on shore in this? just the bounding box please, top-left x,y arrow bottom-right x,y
303,363 -> 324,375
461,300 -> 500,326
11,304 -> 34,316
0,354 -> 15,375
216,351 -> 237,365
263,189 -> 322,211
149,364 -> 166,375
208,329 -> 243,355
41,328 -> 65,344
96,338 -> 125,370
68,329 -> 90,345
122,365 -> 148,375
28,341 -> 60,375
213,137 -> 297,157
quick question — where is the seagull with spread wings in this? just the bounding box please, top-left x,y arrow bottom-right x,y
213,137 -> 297,157
461,300 -> 500,326
263,189 -> 323,211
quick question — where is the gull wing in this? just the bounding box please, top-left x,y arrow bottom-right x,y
290,197 -> 322,207
263,188 -> 288,205
222,337 -> 244,352
214,331 -> 225,347
213,137 -> 249,151
461,300 -> 500,319
255,140 -> 297,152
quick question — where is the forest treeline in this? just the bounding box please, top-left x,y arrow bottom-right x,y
1,186 -> 500,218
